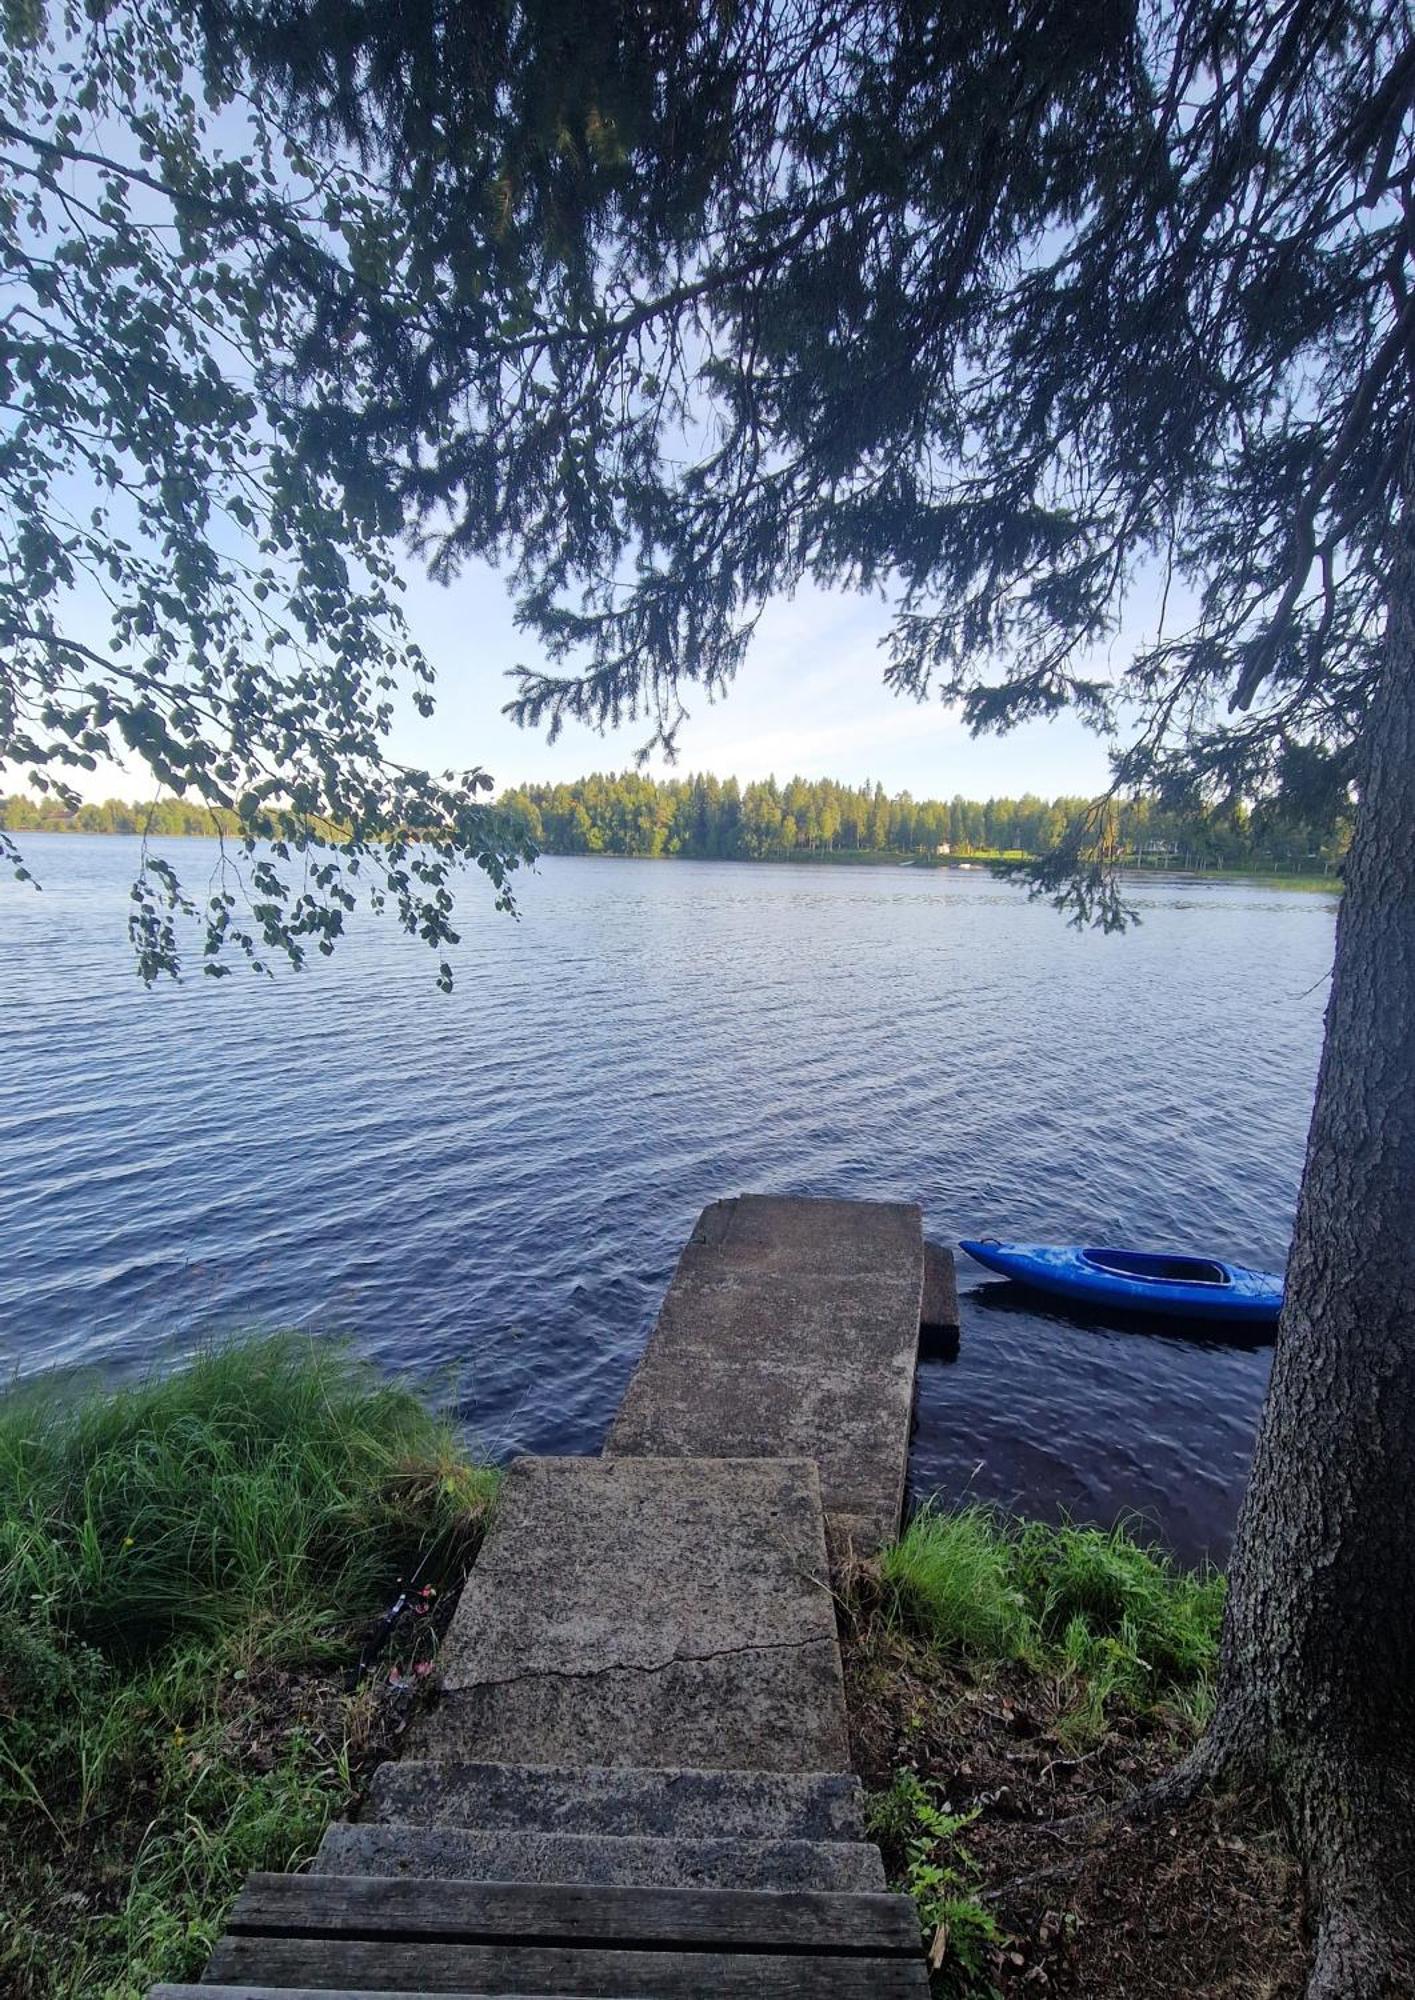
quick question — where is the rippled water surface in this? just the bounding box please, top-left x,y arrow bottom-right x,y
1,836 -> 1338,1561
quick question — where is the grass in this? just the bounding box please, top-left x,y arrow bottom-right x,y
860,1507 -> 1226,1989
0,1333 -> 498,1999
879,1504 -> 1224,1730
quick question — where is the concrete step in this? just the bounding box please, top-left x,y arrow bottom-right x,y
314,1821 -> 887,1891
366,1759 -> 868,1841
414,1455 -> 850,1771
921,1239 -> 960,1334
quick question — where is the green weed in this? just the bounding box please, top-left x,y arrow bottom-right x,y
869,1771 -> 1002,1998
878,1505 -> 1031,1660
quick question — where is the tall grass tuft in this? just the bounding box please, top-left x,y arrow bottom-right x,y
0,1333 -> 492,1657
1016,1515 -> 1225,1697
877,1502 -> 1223,1726
0,1333 -> 498,1999
879,1504 -> 1032,1659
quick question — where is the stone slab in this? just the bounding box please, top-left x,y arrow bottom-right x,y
605,1195 -> 925,1549
314,1822 -> 886,1891
920,1241 -> 960,1334
365,1761 -> 867,1840
414,1455 -> 849,1772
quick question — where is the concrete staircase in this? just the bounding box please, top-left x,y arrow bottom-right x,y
151,1198 -> 941,1997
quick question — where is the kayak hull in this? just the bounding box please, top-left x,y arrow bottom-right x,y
958,1239 -> 1283,1325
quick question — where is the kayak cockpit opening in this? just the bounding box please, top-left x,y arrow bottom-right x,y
1081,1247 -> 1231,1286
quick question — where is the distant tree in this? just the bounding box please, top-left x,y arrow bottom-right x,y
0,2 -> 531,984
500,789 -> 544,849
0,792 -> 40,830
219,2 -> 1415,1987
741,778 -> 784,857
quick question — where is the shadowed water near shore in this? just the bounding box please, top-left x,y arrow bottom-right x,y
0,837 -> 1336,1562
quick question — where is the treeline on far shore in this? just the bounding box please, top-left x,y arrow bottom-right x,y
0,794 -> 246,837
497,773 -> 1349,874
1,774 -> 1350,875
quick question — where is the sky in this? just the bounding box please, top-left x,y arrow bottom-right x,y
378,555 -> 1121,804
25,548 -> 1126,808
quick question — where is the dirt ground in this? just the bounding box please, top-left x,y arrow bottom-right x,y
839,1599 -> 1309,1999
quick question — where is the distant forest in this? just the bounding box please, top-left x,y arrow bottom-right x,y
1,775 -> 1349,874
500,774 -> 1348,873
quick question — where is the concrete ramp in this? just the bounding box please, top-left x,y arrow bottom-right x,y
414,1454 -> 851,1772
606,1194 -> 925,1550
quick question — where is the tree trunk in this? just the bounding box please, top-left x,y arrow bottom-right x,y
1213,456 -> 1415,1996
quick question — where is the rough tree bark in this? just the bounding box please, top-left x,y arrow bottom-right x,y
1211,442 -> 1415,1997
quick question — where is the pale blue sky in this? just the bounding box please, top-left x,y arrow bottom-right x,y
19,543 -> 1136,807
31,552 -> 1125,806
389,556 -> 1121,801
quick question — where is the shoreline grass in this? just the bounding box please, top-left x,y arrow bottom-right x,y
847,1506 -> 1232,1995
0,1334 -> 497,2000
878,1504 -> 1225,1730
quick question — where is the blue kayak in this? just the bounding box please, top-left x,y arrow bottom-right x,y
958,1238 -> 1284,1325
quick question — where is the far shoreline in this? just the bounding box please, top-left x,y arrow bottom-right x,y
6,824 -> 1340,894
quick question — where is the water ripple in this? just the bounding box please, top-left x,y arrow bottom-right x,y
0,836 -> 1336,1560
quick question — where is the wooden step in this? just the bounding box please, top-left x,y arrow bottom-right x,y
226,1870 -> 918,1954
152,1990 -> 603,1999
189,1870 -> 929,1996
165,1950 -> 930,1997
190,1943 -> 928,1995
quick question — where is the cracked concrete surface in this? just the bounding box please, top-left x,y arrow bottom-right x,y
411,1200 -> 925,1774
413,1455 -> 852,1771
457,1630 -> 830,1690
606,1193 -> 925,1550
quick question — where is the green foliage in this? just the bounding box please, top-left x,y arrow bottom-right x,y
0,1334 -> 498,1998
868,1515 -> 1222,1984
222,0 -> 1398,847
0,1333 -> 494,1664
497,773 -> 1345,872
0,5 -> 532,981
6,776 -> 1352,874
1016,1518 -> 1226,1694
880,1507 -> 1033,1661
5,2 -> 1389,958
869,1773 -> 1002,1999
880,1506 -> 1224,1730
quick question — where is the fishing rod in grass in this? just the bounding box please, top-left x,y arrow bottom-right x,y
356,1539 -> 441,1682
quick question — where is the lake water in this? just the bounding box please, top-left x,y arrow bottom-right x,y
1,835 -> 1337,1563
